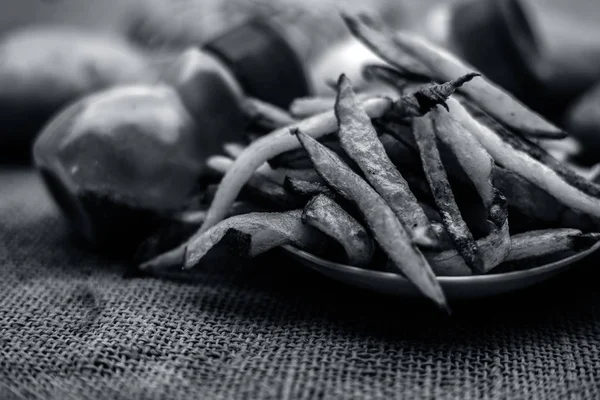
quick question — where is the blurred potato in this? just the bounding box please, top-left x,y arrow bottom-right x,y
0,26 -> 158,161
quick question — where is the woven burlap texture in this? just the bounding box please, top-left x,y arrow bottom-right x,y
1,169 -> 600,400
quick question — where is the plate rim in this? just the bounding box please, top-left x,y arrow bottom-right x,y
281,240 -> 600,283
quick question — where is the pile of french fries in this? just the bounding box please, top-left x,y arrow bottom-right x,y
138,14 -> 600,310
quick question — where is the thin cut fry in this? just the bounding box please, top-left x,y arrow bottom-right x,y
289,93 -> 374,118
335,74 -> 438,247
206,156 -> 304,210
461,100 -> 600,198
242,97 -> 296,129
302,194 -> 374,267
431,107 -> 494,208
284,176 -> 336,200
362,64 -> 428,95
140,210 -> 329,271
341,13 -> 433,81
506,229 -> 600,262
200,77 -> 473,232
389,27 -> 565,138
429,228 -> 600,276
413,115 -> 484,273
427,220 -> 510,276
294,128 -> 448,311
223,142 -> 246,159
448,98 -> 600,220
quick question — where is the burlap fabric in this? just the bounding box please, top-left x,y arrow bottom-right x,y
1,168 -> 600,399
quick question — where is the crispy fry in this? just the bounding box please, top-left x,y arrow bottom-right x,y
257,164 -> 323,185
462,100 -> 600,198
335,74 -> 438,247
289,93 -> 375,118
388,27 -> 565,138
431,107 -> 494,209
140,210 -> 330,271
429,228 -> 600,276
268,134 -> 353,170
223,142 -> 245,159
506,229 -> 600,261
430,106 -> 509,229
492,165 -> 599,231
200,78 -> 474,232
206,156 -> 304,210
362,64 -> 429,95
448,98 -> 600,220
242,97 -> 296,130
175,202 -> 266,225
284,176 -> 336,200
302,194 -> 374,267
413,115 -> 484,273
427,220 -> 510,276
294,128 -> 448,311
389,74 -> 479,119
378,133 -> 422,168
341,13 -> 433,81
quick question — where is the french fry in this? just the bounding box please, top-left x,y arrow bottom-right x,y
335,75 -> 438,247
294,128 -> 448,311
302,194 -> 374,267
341,13 -> 433,81
206,156 -> 304,210
462,100 -> 600,198
289,93 -> 374,118
200,77 -> 472,233
223,142 -> 246,159
140,210 -> 330,271
505,229 -> 600,261
413,115 -> 484,273
362,64 -> 429,96
447,98 -> 600,220
389,28 -> 565,139
242,97 -> 296,130
430,107 -> 508,228
429,228 -> 600,276
492,166 -> 599,231
427,220 -> 510,276
284,176 -> 336,200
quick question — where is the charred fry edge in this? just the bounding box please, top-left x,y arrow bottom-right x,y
335,74 -> 438,247
413,115 -> 484,273
447,98 -> 600,220
462,100 -> 600,198
200,77 -> 475,232
293,127 -> 448,311
302,194 -> 374,267
284,176 -> 336,199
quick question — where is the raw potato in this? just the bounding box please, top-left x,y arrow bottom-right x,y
294,128 -> 448,311
335,75 -> 438,247
0,27 -> 157,157
303,194 -> 374,267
